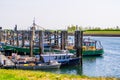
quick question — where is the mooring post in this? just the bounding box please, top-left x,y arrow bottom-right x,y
3,30 -> 6,42
30,27 -> 35,57
80,31 -> 83,65
54,31 -> 57,45
11,30 -> 14,46
39,30 -> 44,55
47,31 -> 51,46
60,31 -> 68,50
22,30 -> 25,47
74,30 -> 83,66
54,31 -> 59,47
6,30 -> 9,45
9,31 -> 12,45
30,30 -> 33,57
12,31 -> 15,46
16,30 -> 19,46
27,30 -> 30,40
49,32 -> 52,46
1,30 -> 4,42
53,31 -> 59,48
15,25 -> 19,46
56,31 -> 59,46
0,27 -> 2,43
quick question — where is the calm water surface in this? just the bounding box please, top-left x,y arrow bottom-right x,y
41,36 -> 120,78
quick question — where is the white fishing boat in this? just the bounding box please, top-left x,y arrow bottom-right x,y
16,60 -> 61,69
35,50 -> 80,66
7,53 -> 61,69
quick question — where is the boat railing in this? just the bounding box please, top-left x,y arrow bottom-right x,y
96,40 -> 103,49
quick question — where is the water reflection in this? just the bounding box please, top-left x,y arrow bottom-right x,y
40,56 -> 103,76
83,56 -> 103,77
40,64 -> 83,75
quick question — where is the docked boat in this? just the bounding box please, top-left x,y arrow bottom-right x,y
2,45 -> 81,66
38,50 -> 80,66
16,60 -> 61,69
2,37 -> 104,56
67,37 -> 104,56
2,53 -> 61,69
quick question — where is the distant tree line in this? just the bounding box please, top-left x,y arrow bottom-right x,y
67,25 -> 82,32
67,25 -> 120,32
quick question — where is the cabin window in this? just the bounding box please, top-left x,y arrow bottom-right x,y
83,42 -> 86,46
54,56 -> 57,60
58,56 -> 61,59
90,42 -> 95,46
66,56 -> 70,59
62,56 -> 65,59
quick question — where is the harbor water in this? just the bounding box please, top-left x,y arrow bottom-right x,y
41,36 -> 120,78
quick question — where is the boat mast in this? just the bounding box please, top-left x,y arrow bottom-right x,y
30,18 -> 35,57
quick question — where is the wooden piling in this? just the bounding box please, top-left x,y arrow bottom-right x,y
3,30 -> 6,42
54,31 -> 57,45
47,31 -> 51,46
39,30 -> 44,55
6,30 -> 9,45
56,31 -> 59,46
60,31 -> 67,50
0,28 -> 2,42
44,30 -> 52,47
1,30 -> 4,42
22,30 -> 25,47
14,25 -> 19,46
16,30 -> 19,46
80,31 -> 83,59
53,31 -> 59,48
74,30 -> 83,66
11,30 -> 14,46
9,31 -> 12,45
30,27 -> 35,57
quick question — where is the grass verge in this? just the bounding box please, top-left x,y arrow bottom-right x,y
84,31 -> 120,35
0,69 -> 119,80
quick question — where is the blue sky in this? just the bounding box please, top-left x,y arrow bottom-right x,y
0,0 -> 120,30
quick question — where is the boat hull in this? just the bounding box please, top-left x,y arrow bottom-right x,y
3,45 -> 104,56
69,49 -> 104,56
16,64 -> 61,70
58,57 -> 80,66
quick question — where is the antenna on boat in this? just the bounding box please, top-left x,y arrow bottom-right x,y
33,17 -> 36,26
76,25 -> 79,31
32,17 -> 45,31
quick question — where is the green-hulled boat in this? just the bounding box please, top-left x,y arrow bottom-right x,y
2,38 -> 104,56
67,38 -> 104,56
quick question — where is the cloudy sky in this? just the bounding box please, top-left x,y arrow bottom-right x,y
0,0 -> 120,30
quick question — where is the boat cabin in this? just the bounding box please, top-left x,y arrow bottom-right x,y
35,50 -> 76,63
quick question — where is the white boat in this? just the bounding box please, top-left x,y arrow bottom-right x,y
36,50 -> 80,66
16,60 -> 61,69
6,53 -> 61,69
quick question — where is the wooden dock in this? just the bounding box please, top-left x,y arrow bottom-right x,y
0,23 -> 83,68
